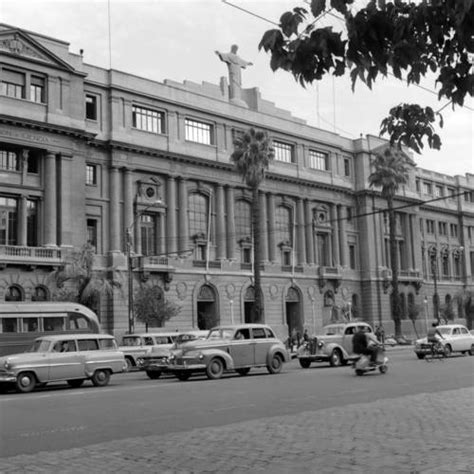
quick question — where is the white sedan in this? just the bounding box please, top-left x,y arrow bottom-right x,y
414,324 -> 474,359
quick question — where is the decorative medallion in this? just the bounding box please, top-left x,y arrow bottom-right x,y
176,282 -> 187,300
269,284 -> 279,299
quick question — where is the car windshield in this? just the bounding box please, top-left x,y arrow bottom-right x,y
207,329 -> 233,340
323,326 -> 343,336
26,339 -> 51,353
437,327 -> 452,335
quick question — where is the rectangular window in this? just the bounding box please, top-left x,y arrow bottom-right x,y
0,196 -> 18,245
242,247 -> 251,264
344,157 -> 351,177
349,244 -> 356,269
185,118 -> 213,145
282,249 -> 292,266
85,94 -> 98,120
422,182 -> 432,194
438,222 -> 447,236
86,219 -> 98,252
26,200 -> 38,247
450,223 -> 458,238
447,188 -> 455,200
415,180 -> 420,192
273,140 -> 294,163
86,164 -> 97,186
317,233 -> 329,266
0,69 -> 25,98
0,150 -> 19,171
346,207 -> 353,223
434,185 -> 443,197
30,76 -> 45,103
27,152 -> 39,174
132,105 -> 164,134
308,150 -> 328,170
426,220 -> 435,234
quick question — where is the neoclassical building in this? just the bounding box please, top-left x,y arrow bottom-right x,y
0,23 -> 473,340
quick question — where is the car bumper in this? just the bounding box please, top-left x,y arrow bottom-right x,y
0,373 -> 17,383
298,354 -> 329,362
415,344 -> 437,354
168,362 -> 206,372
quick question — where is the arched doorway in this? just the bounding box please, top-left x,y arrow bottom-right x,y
244,286 -> 255,323
197,284 -> 218,330
285,286 -> 302,339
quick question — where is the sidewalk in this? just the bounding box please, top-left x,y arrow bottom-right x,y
1,387 -> 472,473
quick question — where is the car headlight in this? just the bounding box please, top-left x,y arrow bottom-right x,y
3,359 -> 11,370
318,341 -> 324,348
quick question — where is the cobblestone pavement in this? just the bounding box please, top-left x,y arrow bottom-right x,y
1,387 -> 472,474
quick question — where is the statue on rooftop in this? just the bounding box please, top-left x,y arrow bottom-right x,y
215,44 -> 253,103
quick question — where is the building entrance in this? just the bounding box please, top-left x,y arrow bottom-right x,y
285,286 -> 302,340
197,285 -> 218,330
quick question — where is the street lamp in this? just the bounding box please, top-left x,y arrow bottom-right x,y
428,245 -> 439,324
423,295 -> 429,335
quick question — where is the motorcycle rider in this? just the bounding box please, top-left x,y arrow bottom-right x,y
352,326 -> 381,365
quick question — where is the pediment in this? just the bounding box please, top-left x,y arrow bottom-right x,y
0,28 -> 76,73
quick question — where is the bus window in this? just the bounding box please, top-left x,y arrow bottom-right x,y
1,318 -> 18,333
22,318 -> 39,332
68,312 -> 90,330
44,317 -> 65,331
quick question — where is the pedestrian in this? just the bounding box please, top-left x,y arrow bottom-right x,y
303,329 -> 309,342
296,330 -> 301,348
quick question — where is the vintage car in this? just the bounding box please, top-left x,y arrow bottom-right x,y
0,334 -> 126,393
167,324 -> 289,380
414,324 -> 474,359
297,321 -> 374,368
119,332 -> 179,370
138,330 -> 209,379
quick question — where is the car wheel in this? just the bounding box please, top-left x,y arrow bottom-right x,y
299,359 -> 311,369
355,369 -> 364,376
125,357 -> 134,372
236,368 -> 250,376
146,370 -> 162,380
206,358 -> 224,380
16,372 -> 36,393
379,365 -> 388,374
91,369 -> 111,387
443,345 -> 452,358
329,349 -> 342,367
469,344 -> 474,356
67,379 -> 84,388
416,353 -> 425,360
267,354 -> 283,374
175,372 -> 191,381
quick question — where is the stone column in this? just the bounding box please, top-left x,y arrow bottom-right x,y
216,184 -> 226,260
57,153 -> 72,247
166,177 -> 177,255
305,200 -> 314,264
18,194 -> 28,246
226,186 -> 235,260
267,193 -> 276,262
178,178 -> 188,255
297,198 -> 306,265
411,214 -> 422,272
43,152 -> 57,246
338,205 -> 348,267
331,204 -> 340,265
109,167 -> 121,252
259,191 -> 268,261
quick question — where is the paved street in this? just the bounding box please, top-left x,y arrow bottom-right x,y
0,349 -> 473,473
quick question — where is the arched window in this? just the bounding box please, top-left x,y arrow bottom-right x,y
235,200 -> 251,241
188,193 -> 209,240
33,285 -> 49,302
5,285 -> 23,301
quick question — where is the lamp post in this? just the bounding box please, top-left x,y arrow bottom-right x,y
428,245 -> 439,324
229,298 -> 234,325
423,296 -> 429,335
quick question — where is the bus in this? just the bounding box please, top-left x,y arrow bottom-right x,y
0,302 -> 101,356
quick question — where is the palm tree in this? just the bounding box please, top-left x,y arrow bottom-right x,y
231,128 -> 274,323
49,243 -> 122,316
369,146 -> 412,337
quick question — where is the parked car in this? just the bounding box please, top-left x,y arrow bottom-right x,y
167,324 -> 289,381
297,321 -> 374,368
119,332 -> 178,370
0,334 -> 126,393
138,330 -> 209,379
414,324 -> 474,359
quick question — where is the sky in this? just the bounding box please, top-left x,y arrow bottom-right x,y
1,0 -> 473,177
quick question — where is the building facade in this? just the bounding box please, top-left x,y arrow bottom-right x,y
0,24 -> 473,340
